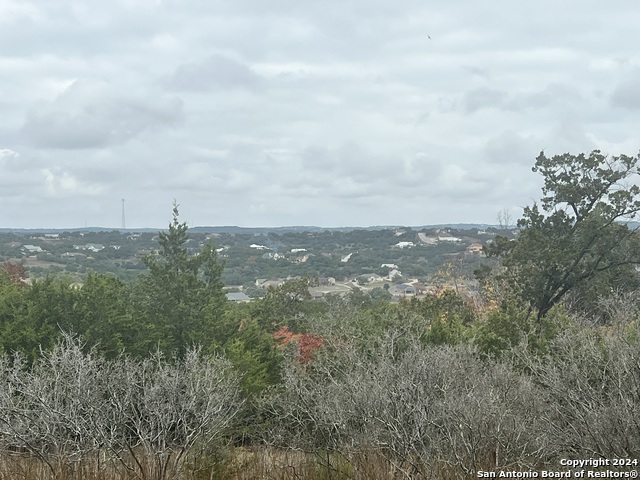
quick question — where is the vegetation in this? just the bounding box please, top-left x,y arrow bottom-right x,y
0,223 -> 481,287
487,150 -> 640,321
0,151 -> 639,478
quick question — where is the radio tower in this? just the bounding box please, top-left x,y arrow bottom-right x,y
121,198 -> 126,230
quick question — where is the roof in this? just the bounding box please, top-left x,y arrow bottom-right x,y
258,279 -> 284,288
226,292 -> 252,302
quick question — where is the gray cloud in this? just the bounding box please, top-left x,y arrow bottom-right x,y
0,149 -> 45,199
483,131 -> 539,165
460,84 -> 584,115
22,80 -> 183,149
463,88 -> 508,113
0,148 -> 21,171
164,55 -> 266,92
611,77 -> 640,110
2,0 -> 640,228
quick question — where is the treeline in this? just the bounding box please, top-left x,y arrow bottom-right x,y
0,151 -> 640,479
1,286 -> 639,479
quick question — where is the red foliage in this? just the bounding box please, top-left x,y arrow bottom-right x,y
274,326 -> 324,363
1,261 -> 27,286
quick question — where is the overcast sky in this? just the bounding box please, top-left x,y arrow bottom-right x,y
1,0 -> 639,229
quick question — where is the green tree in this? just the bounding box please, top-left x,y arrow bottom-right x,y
251,278 -> 313,332
487,150 -> 640,321
76,272 -> 136,358
0,268 -> 29,356
209,304 -> 282,397
0,276 -> 81,360
134,202 -> 226,355
369,286 -> 392,302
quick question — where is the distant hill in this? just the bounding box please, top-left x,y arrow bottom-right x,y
0,224 -> 495,235
0,227 -> 157,234
1,221 -> 636,235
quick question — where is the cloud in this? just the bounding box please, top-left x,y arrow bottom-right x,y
0,148 -> 19,165
611,77 -> 640,110
164,55 -> 265,92
42,167 -> 105,197
547,121 -> 596,153
460,84 -> 584,115
0,149 -> 45,197
512,84 -> 583,111
483,131 -> 539,165
3,0 -> 640,228
463,88 -> 508,113
22,80 -> 183,149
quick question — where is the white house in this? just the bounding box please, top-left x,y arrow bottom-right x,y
85,244 -> 105,252
22,245 -> 44,254
388,269 -> 402,280
438,233 -> 461,242
381,263 -> 399,269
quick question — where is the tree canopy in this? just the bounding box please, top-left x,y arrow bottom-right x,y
134,201 -> 226,355
487,150 -> 640,320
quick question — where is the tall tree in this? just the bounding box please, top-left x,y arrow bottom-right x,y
487,150 -> 640,320
134,202 -> 226,355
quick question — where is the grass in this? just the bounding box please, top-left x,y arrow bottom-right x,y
0,447 -> 489,479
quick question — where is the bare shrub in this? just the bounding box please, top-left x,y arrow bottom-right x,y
0,335 -> 242,480
0,335 -> 114,474
517,327 -> 640,459
597,289 -> 640,327
262,332 -> 546,478
111,348 -> 242,479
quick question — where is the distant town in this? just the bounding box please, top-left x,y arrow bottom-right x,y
0,224 -> 516,302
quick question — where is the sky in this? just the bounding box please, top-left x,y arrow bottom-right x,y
1,0 -> 640,229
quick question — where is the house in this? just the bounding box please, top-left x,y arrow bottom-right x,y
438,233 -> 461,243
291,248 -> 307,253
318,277 -> 336,286
466,243 -> 485,255
74,244 -> 105,252
309,289 -> 324,299
22,245 -> 44,254
381,263 -> 399,270
62,252 -> 86,258
364,273 -> 384,283
395,241 -> 414,249
262,252 -> 284,260
226,292 -> 252,302
394,283 -> 416,295
412,283 -> 429,295
256,279 -> 285,289
388,269 -> 402,281
250,244 -> 269,250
